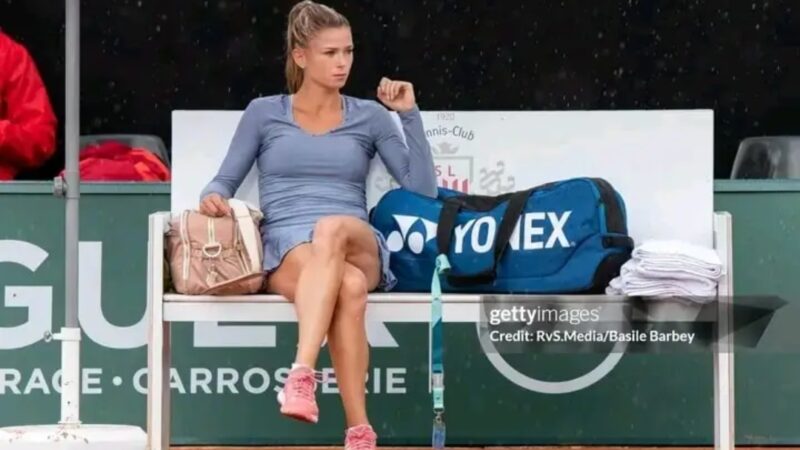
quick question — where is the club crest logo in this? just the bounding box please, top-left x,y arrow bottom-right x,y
371,123 -> 517,196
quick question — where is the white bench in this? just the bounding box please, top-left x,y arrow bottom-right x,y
146,211 -> 735,450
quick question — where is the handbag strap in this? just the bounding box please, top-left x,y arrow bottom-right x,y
228,198 -> 260,273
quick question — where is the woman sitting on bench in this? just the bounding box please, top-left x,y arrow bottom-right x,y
198,1 -> 437,448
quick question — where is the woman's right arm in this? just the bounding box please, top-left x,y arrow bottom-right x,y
199,99 -> 263,207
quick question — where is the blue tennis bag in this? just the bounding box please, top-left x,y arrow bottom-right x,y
369,177 -> 634,293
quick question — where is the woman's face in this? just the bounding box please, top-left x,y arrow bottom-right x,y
294,26 -> 354,91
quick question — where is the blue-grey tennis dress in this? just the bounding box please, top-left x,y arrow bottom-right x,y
200,94 -> 437,291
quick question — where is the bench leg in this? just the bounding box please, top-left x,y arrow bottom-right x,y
714,290 -> 734,450
713,212 -> 735,450
148,319 -> 171,450
714,332 -> 734,450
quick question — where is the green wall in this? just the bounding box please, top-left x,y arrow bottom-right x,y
0,180 -> 796,445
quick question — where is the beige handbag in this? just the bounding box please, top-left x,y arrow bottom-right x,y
166,199 -> 265,295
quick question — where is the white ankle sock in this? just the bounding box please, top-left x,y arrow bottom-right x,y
291,362 -> 311,371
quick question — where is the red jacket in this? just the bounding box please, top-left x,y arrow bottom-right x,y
0,31 -> 57,180
60,141 -> 171,182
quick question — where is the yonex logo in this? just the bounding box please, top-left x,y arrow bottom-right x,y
385,212 -> 573,255
386,215 -> 438,255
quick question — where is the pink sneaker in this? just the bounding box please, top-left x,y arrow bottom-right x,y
277,365 -> 321,423
345,424 -> 377,450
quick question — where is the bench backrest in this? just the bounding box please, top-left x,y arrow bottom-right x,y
171,109 -> 714,247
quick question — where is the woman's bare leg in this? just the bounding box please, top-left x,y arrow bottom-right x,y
268,216 -> 381,370
292,217 -> 354,366
266,216 -> 382,428
325,217 -> 381,428
327,263 -> 378,427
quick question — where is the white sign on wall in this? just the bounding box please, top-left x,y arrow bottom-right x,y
172,108 -> 714,247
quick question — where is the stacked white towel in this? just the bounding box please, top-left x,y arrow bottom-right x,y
606,240 -> 725,299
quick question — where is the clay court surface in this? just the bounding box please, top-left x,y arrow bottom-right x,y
177,447 -> 794,450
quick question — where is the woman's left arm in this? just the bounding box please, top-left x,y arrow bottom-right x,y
373,78 -> 438,198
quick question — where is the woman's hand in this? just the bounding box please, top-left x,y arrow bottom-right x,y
199,193 -> 231,217
377,77 -> 416,113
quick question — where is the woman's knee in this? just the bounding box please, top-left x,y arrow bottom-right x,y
313,217 -> 348,256
337,268 -> 368,315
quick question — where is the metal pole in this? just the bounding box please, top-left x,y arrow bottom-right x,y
59,0 -> 82,426
64,0 -> 79,329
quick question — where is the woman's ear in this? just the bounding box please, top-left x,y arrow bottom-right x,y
292,47 -> 307,69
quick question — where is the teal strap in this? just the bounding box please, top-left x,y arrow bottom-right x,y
431,254 -> 449,380
431,254 -> 450,449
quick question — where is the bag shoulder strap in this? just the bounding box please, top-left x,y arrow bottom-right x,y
228,198 -> 261,273
437,188 -> 534,286
436,198 -> 462,256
